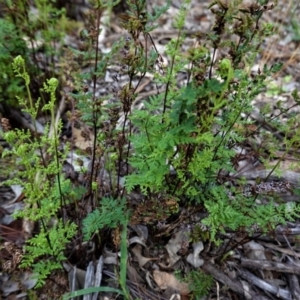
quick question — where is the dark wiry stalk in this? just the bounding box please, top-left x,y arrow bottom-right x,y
89,6 -> 102,203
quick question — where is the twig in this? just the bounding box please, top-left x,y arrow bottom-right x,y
241,258 -> 300,274
238,269 -> 291,300
201,261 -> 246,297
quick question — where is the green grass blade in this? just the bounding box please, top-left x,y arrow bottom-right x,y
62,286 -> 124,299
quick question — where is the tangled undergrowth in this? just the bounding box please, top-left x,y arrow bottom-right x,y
1,0 -> 300,298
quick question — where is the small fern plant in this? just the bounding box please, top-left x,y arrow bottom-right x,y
2,56 -> 77,287
20,220 -> 77,287
82,197 -> 128,241
186,270 -> 213,299
125,0 -> 300,244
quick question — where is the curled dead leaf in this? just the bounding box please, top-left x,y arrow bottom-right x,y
165,230 -> 189,267
131,244 -> 157,268
153,270 -> 189,295
186,241 -> 204,268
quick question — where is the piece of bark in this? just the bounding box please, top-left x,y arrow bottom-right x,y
286,273 -> 300,300
240,170 -> 300,185
259,236 -> 299,244
241,258 -> 300,275
276,226 -> 300,236
286,257 -> 300,299
201,261 -> 247,297
238,269 -> 291,300
260,241 -> 300,258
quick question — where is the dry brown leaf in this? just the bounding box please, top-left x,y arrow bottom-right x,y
165,230 -> 189,267
153,270 -> 189,295
127,263 -> 144,283
131,244 -> 157,268
72,127 -> 94,150
129,236 -> 147,247
243,241 -> 273,279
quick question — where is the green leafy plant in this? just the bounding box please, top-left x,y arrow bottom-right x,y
124,0 -> 300,245
82,197 -> 128,241
21,220 -> 77,287
186,270 -> 213,299
2,56 -> 77,287
0,18 -> 28,105
0,0 -> 68,108
3,0 -> 300,297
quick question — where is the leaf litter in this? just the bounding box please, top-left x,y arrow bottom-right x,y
1,0 -> 300,299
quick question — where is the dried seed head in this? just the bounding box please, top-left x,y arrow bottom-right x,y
1,118 -> 11,132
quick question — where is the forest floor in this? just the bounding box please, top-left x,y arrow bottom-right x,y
1,0 -> 300,299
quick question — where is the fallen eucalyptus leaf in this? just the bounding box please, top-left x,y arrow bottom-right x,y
0,274 -> 19,296
165,230 -> 189,267
129,236 -> 147,247
102,246 -> 118,265
244,241 -> 266,260
131,244 -> 157,268
186,241 -> 204,268
19,272 -> 38,290
127,263 -> 144,283
153,270 -> 189,295
129,224 -> 148,241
